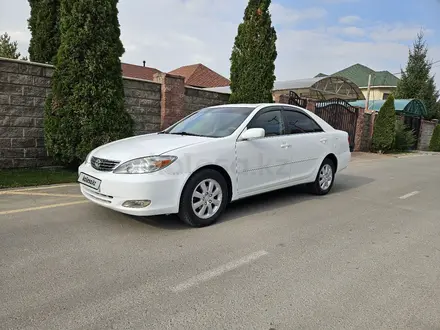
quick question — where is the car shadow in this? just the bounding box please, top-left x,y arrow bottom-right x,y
131,173 -> 374,230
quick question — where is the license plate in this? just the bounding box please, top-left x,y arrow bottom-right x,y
78,172 -> 101,190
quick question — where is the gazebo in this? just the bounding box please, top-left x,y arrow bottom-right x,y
204,76 -> 365,101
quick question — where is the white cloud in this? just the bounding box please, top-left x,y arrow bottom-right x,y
369,24 -> 432,42
0,0 -> 439,88
338,15 -> 361,25
329,26 -> 365,37
270,4 -> 327,25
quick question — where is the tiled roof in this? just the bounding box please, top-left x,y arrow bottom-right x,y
328,63 -> 399,88
121,62 -> 162,81
168,63 -> 230,88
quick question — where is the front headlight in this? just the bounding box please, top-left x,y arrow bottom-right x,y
113,155 -> 177,174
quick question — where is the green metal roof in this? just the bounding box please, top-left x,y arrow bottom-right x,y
349,99 -> 428,117
315,63 -> 400,88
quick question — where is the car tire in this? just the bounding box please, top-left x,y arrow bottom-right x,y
308,158 -> 335,195
178,169 -> 229,227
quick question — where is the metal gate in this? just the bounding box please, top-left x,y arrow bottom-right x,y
315,98 -> 358,151
288,91 -> 308,108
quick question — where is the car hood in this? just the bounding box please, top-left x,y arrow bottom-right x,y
92,133 -> 211,162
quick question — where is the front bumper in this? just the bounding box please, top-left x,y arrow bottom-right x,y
78,163 -> 187,216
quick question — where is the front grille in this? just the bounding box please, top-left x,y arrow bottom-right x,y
91,156 -> 120,172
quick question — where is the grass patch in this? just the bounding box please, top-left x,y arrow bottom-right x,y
0,167 -> 78,189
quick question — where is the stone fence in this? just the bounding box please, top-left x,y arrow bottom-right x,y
0,57 -> 229,169
1,56 -> 438,169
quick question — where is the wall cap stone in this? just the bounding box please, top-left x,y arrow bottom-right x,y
0,57 -> 53,69
123,76 -> 162,85
185,85 -> 231,96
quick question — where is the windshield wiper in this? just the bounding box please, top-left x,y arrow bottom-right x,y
169,132 -> 204,137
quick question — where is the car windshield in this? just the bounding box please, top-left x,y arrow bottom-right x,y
164,106 -> 256,138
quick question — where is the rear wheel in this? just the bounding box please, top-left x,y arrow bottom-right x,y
178,169 -> 229,227
308,158 -> 335,195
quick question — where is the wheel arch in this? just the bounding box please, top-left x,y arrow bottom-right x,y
324,153 -> 338,172
178,164 -> 234,208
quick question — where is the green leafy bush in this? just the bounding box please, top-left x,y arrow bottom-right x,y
371,94 -> 396,153
44,0 -> 133,167
393,120 -> 416,151
429,124 -> 440,151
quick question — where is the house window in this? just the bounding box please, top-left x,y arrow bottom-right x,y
382,93 -> 390,100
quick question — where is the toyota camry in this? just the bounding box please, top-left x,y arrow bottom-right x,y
78,103 -> 351,227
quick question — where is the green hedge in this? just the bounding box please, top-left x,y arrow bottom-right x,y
371,94 -> 396,153
429,125 -> 440,151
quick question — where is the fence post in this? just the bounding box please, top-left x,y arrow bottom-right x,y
153,73 -> 185,130
278,94 -> 289,104
353,106 -> 365,152
306,99 -> 316,113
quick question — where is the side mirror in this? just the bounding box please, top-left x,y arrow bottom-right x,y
239,128 -> 265,141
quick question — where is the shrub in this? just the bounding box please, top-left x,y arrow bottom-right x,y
393,120 -> 416,152
429,124 -> 440,151
44,0 -> 133,166
371,94 -> 396,153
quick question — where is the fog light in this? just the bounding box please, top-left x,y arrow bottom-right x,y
122,200 -> 151,208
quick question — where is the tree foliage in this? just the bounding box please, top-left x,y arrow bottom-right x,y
393,120 -> 416,152
229,0 -> 277,103
28,0 -> 61,64
394,31 -> 440,120
0,32 -> 27,60
45,0 -> 133,166
429,124 -> 440,151
371,94 -> 396,153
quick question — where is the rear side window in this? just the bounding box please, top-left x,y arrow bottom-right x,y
283,110 -> 323,134
248,109 -> 283,137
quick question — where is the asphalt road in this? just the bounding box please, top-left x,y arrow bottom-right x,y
1,153 -> 440,330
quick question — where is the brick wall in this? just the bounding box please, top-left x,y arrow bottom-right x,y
184,87 -> 230,115
0,60 -> 53,168
123,78 -> 162,135
418,119 -> 438,151
0,57 -> 230,169
360,113 -> 372,151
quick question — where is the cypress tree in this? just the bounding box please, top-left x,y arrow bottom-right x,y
229,0 -> 277,103
45,0 -> 133,166
28,0 -> 61,64
394,31 -> 440,120
371,94 -> 396,153
429,125 -> 440,151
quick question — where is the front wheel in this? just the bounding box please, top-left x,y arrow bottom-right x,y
178,169 -> 229,227
308,158 -> 335,195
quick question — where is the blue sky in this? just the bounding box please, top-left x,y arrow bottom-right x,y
1,0 -> 439,87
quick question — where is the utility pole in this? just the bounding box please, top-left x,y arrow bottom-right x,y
365,74 -> 372,112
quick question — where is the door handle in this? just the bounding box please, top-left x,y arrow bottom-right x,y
281,143 -> 291,149
320,138 -> 327,144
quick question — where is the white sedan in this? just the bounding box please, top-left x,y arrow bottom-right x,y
78,103 -> 351,227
